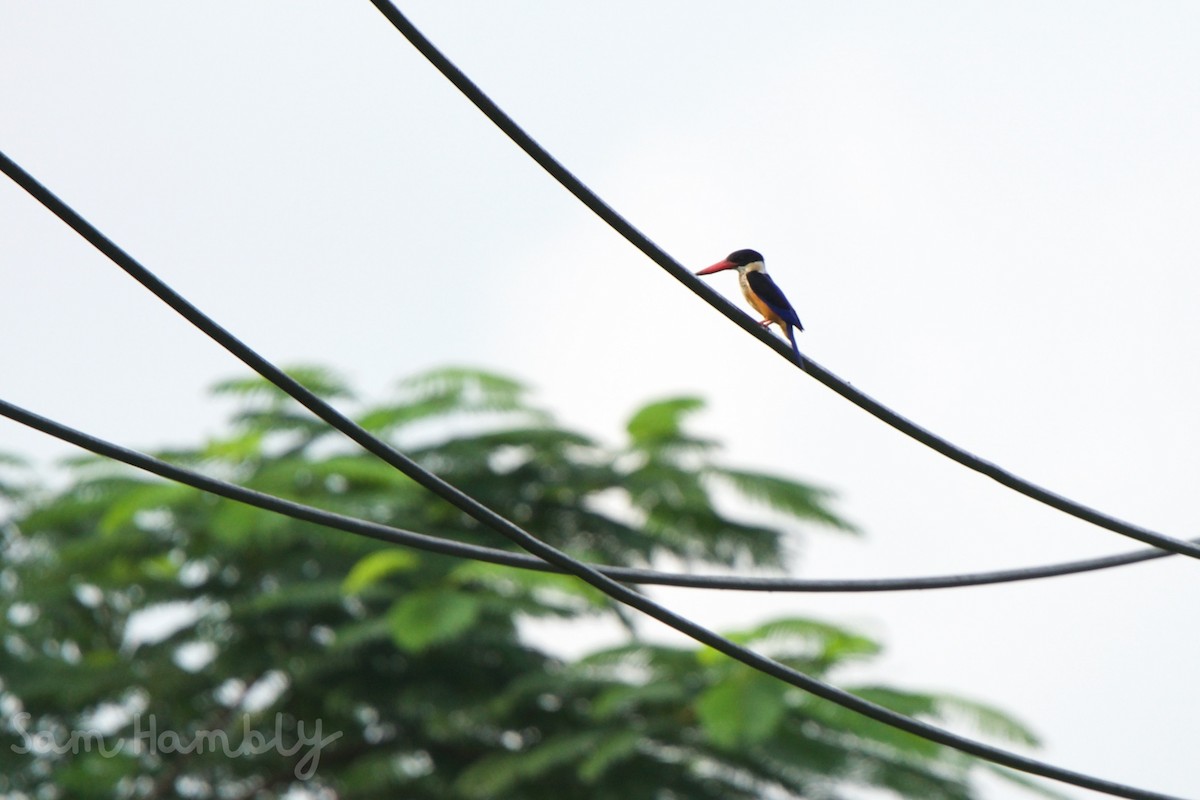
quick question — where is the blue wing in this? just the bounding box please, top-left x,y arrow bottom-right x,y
746,271 -> 804,332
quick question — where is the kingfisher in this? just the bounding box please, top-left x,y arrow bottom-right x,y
696,248 -> 805,368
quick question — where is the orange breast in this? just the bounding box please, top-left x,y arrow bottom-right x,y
739,274 -> 785,328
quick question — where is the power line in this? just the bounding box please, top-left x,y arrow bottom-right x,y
363,0 -> 1200,567
0,394 -> 1188,594
0,149 -> 1185,800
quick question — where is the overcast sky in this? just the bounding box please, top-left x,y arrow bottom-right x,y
2,3 -> 1199,798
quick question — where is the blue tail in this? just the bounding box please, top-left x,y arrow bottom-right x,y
786,326 -> 806,372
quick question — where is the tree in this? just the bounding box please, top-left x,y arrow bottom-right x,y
0,367 -> 1044,799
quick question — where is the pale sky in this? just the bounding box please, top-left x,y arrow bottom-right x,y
2,3 -> 1199,798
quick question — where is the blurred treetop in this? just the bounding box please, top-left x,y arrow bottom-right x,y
0,366 -> 1046,799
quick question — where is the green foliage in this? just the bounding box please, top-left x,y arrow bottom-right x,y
342,550 -> 421,595
696,670 -> 788,747
0,450 -> 30,501
0,367 -> 1041,799
625,396 -> 711,448
387,589 -> 483,653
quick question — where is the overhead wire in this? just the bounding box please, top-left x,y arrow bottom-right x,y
363,0 -> 1200,566
0,149 -> 1186,800
0,394 -> 1190,594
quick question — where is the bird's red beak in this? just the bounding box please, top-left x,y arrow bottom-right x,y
696,259 -> 736,276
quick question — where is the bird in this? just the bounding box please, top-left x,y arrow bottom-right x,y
696,248 -> 805,369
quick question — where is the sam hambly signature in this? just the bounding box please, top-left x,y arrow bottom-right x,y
8,712 -> 342,779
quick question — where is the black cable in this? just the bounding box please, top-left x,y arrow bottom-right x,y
0,150 -> 1185,800
364,0 -> 1200,568
0,394 -> 1188,594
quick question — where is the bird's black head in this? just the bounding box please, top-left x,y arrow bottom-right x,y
726,248 -> 764,266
